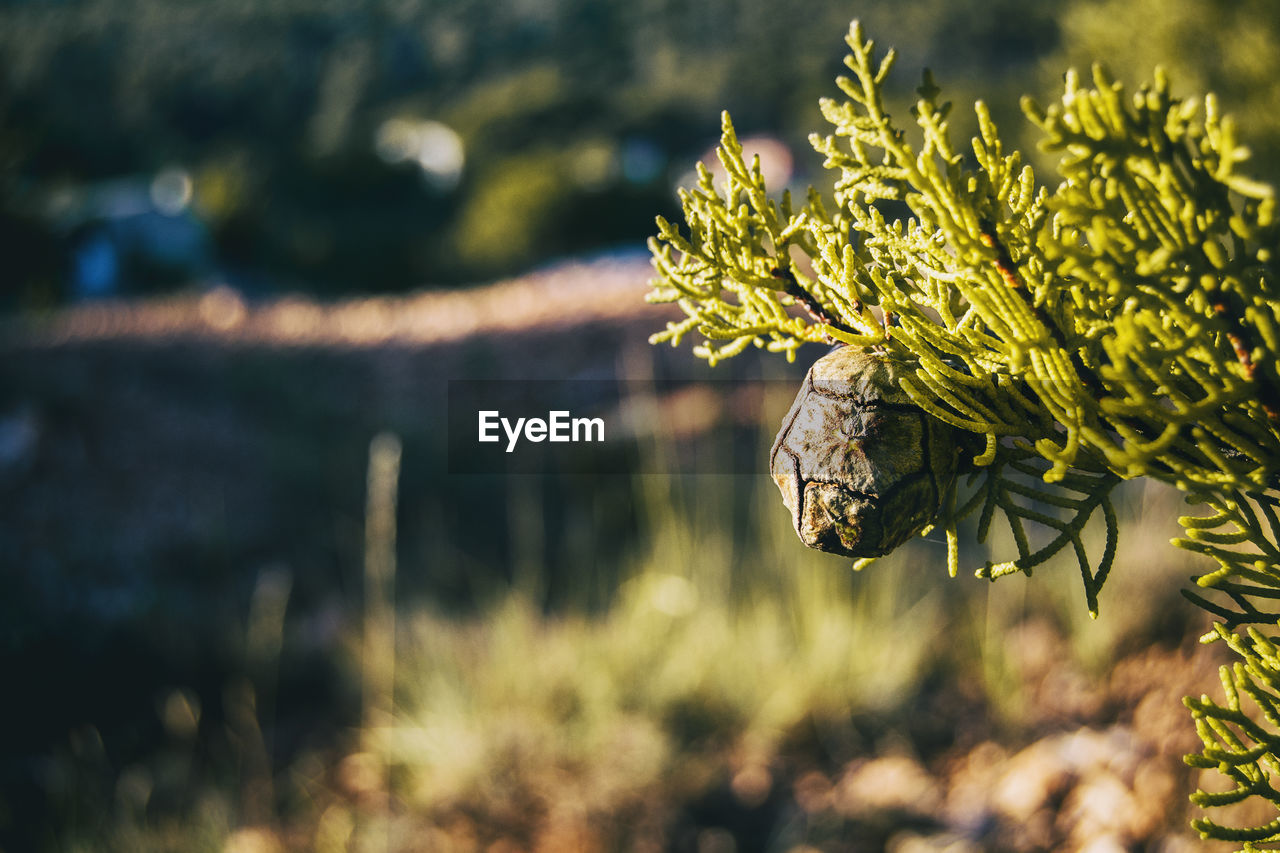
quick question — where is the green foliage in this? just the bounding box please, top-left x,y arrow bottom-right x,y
648,20 -> 1280,846
1047,0 -> 1280,187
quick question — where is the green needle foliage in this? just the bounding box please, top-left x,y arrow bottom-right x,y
647,20 -> 1280,846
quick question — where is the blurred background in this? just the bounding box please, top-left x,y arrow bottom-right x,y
2,0 -> 1279,850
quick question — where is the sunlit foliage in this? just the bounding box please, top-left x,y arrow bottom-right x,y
649,21 -> 1280,845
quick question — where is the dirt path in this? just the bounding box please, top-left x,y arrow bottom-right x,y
8,252 -> 668,349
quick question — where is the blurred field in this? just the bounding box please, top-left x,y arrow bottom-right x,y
0,254 -> 1255,851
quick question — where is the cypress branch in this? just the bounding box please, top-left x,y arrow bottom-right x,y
648,18 -> 1280,843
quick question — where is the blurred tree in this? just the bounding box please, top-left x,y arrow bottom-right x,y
0,0 -> 1075,302
7,0 -> 1270,302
